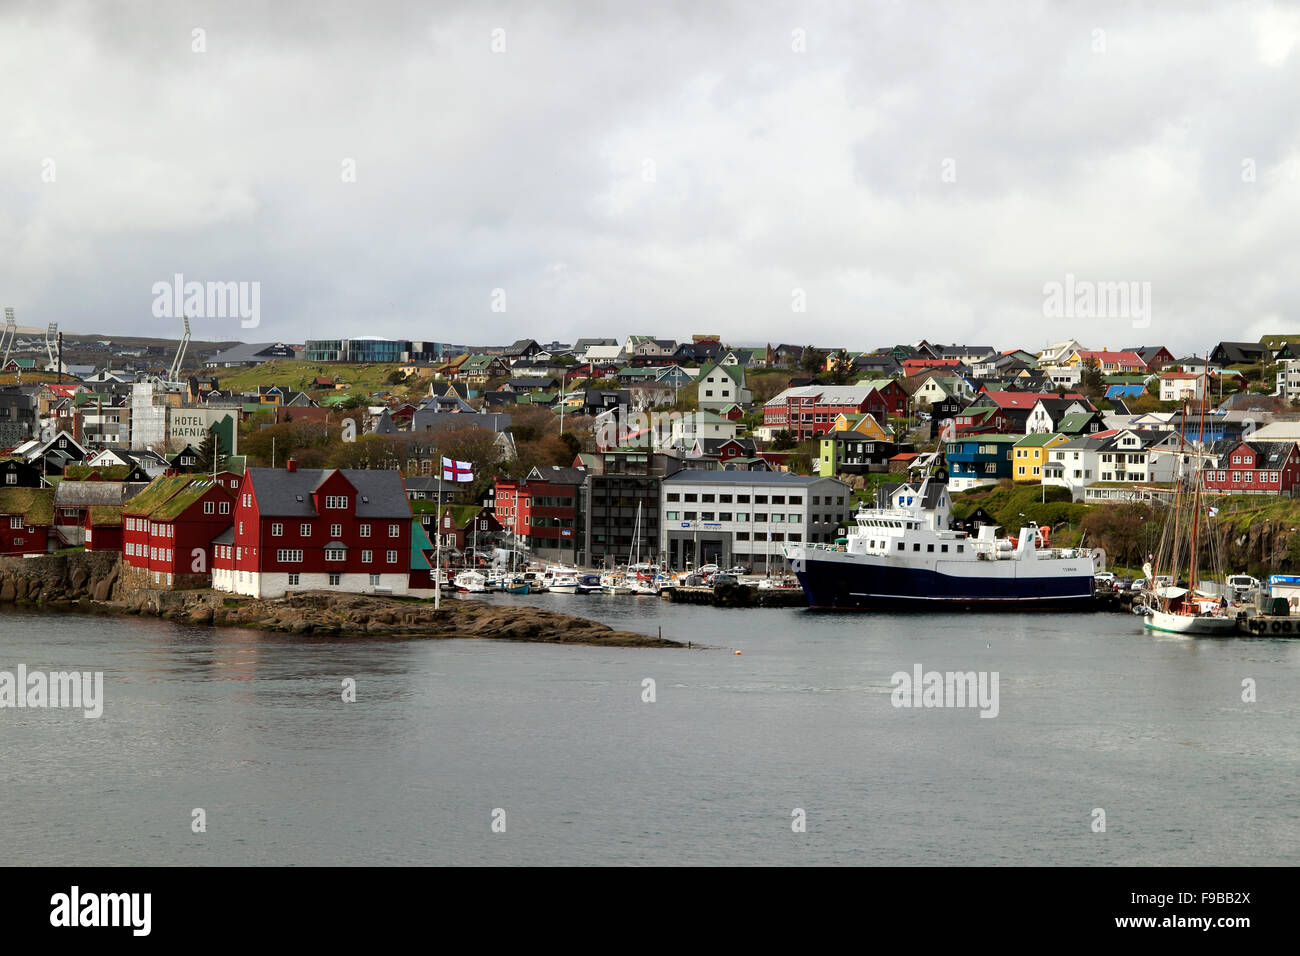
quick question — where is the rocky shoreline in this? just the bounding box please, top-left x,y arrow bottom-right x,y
137,590 -> 681,647
0,552 -> 681,647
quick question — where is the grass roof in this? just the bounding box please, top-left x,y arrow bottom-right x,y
150,482 -> 222,521
0,487 -> 55,524
121,475 -> 196,516
64,464 -> 134,481
89,505 -> 123,526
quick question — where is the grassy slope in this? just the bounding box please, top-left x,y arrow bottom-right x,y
213,361 -> 422,397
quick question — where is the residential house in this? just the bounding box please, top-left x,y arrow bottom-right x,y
428,504 -> 505,558
502,339 -> 542,364
1160,372 -> 1205,402
695,361 -> 752,413
1064,350 -> 1148,373
1124,345 -> 1176,373
1203,441 -> 1300,496
818,431 -> 906,476
1025,398 -> 1093,434
1036,339 -> 1088,367
1011,433 -> 1070,482
0,487 -> 54,555
943,435 -> 1019,491
0,457 -> 44,488
1210,342 -> 1271,367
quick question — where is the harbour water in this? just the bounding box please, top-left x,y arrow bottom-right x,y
2,598 -> 1297,866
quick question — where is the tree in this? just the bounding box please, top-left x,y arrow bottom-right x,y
829,349 -> 853,385
557,431 -> 581,461
193,426 -> 217,473
772,429 -> 797,450
799,347 -> 825,376
1080,358 -> 1105,399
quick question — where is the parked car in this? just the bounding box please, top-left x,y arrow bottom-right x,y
712,573 -> 739,589
696,564 -> 720,576
1129,578 -> 1149,592
725,565 -> 748,576
1112,578 -> 1132,593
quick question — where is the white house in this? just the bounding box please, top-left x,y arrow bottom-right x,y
1160,372 -> 1205,402
695,361 -> 752,413
665,411 -> 738,450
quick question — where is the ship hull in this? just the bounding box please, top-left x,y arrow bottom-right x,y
1142,609 -> 1238,636
791,551 -> 1095,610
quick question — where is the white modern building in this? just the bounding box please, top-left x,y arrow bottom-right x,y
660,470 -> 854,572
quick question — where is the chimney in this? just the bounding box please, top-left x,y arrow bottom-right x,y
286,458 -> 297,472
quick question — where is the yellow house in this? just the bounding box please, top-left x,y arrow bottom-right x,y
1012,432 -> 1069,482
829,412 -> 892,441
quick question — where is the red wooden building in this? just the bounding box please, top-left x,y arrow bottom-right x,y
493,466 -> 586,562
121,475 -> 235,588
0,487 -> 53,555
214,461 -> 413,598
1204,441 -> 1300,495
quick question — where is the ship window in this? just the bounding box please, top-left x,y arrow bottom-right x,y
941,545 -> 948,552
927,544 -> 934,552
957,545 -> 964,553
913,543 -> 920,551
897,543 -> 904,551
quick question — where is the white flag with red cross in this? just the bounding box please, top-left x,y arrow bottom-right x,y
442,457 -> 473,482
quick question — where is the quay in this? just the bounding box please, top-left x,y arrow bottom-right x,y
662,584 -> 807,608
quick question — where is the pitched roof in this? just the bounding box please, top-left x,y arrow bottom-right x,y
247,468 -> 412,518
0,487 -> 54,524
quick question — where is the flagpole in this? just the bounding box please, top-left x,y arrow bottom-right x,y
435,465 -> 443,610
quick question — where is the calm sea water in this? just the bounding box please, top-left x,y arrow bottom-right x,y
1,596 -> 1297,866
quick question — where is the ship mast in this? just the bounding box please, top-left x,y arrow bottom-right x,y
1185,355 -> 1211,595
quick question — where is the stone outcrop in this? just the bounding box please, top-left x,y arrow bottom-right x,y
0,551 -> 121,606
118,589 -> 681,647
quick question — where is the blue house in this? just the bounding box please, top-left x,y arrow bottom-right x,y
944,435 -> 1019,492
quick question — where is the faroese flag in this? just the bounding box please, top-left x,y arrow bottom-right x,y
442,457 -> 473,482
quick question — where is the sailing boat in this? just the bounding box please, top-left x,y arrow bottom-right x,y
1141,358 -> 1238,636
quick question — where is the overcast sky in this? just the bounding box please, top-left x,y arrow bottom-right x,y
3,0 -> 1297,354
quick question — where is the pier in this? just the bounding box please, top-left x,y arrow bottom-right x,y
662,584 -> 807,608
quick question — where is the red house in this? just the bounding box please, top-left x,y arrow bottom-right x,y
1204,441 -> 1300,495
121,475 -> 235,588
0,487 -> 53,555
861,379 -> 909,416
493,466 -> 586,562
902,358 -> 963,375
429,505 -> 503,556
84,506 -> 123,553
214,462 -> 413,598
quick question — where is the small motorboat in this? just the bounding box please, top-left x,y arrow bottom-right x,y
503,575 -> 530,595
454,570 -> 487,593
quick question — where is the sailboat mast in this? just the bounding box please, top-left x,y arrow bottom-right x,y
1186,355 -> 1211,593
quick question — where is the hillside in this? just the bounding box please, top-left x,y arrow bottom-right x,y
212,361 -> 426,397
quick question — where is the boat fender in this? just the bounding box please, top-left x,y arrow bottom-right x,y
1273,621 -> 1282,633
